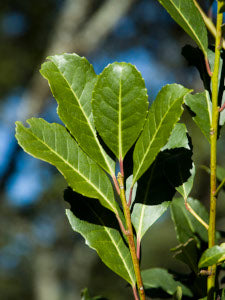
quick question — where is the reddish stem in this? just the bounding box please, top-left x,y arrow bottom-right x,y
112,175 -> 120,195
136,237 -> 141,260
219,102 -> 225,112
205,56 -> 213,77
132,285 -> 139,300
119,157 -> 124,177
128,187 -> 133,207
116,214 -> 128,235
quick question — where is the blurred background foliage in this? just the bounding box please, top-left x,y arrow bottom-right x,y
1,0 -> 225,299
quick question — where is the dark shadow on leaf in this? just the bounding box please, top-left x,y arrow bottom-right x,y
64,187 -> 120,231
135,146 -> 192,206
182,45 -> 211,94
145,288 -> 171,298
163,147 -> 193,188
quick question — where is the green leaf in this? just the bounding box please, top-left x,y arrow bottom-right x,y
40,53 -> 115,175
142,268 -> 193,297
173,286 -> 182,300
92,62 -> 148,160
15,118 -> 118,213
185,91 -> 212,142
125,175 -> 137,206
81,288 -> 107,300
157,0 -> 208,56
217,165 -> 225,182
198,244 -> 225,268
171,238 -> 198,273
162,123 -> 190,150
131,202 -> 170,241
176,163 -> 195,199
133,84 -> 191,184
65,193 -> 136,286
170,198 -> 208,244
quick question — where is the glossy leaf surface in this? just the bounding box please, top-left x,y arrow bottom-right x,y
198,244 -> 225,268
40,54 -> 115,175
161,123 -> 190,151
185,91 -> 212,142
157,0 -> 208,56
142,268 -> 192,297
66,200 -> 136,286
92,62 -> 148,159
15,118 -> 117,213
133,84 -> 191,184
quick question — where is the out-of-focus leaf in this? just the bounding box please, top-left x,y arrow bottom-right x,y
162,123 -> 190,150
198,244 -> 225,268
81,288 -> 107,300
173,286 -> 182,300
142,268 -> 192,297
171,238 -> 198,273
40,53 -> 115,176
92,62 -> 148,160
65,189 -> 136,286
157,0 -> 208,56
217,165 -> 225,182
15,118 -> 118,213
133,84 -> 191,184
219,0 -> 225,13
176,163 -> 195,199
185,91 -> 212,142
125,175 -> 137,206
131,202 -> 170,241
170,198 -> 208,244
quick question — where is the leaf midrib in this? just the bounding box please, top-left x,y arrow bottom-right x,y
85,204 -> 135,285
165,0 -> 206,55
133,95 -> 183,184
118,74 -> 122,159
22,123 -> 116,213
52,61 -> 114,176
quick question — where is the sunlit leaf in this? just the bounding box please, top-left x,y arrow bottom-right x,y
92,62 -> 148,160
15,118 -> 118,213
142,268 -> 192,297
65,190 -> 136,286
131,202 -> 170,241
133,84 -> 191,184
185,91 -> 212,142
198,244 -> 225,268
125,175 -> 137,206
161,123 -> 190,151
176,163 -> 195,199
157,0 -> 208,56
40,53 -> 115,175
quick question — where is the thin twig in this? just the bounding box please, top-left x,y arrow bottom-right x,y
215,177 -> 225,196
132,285 -> 139,300
193,0 -> 225,49
115,214 -> 128,235
185,198 -> 209,230
205,56 -> 213,77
